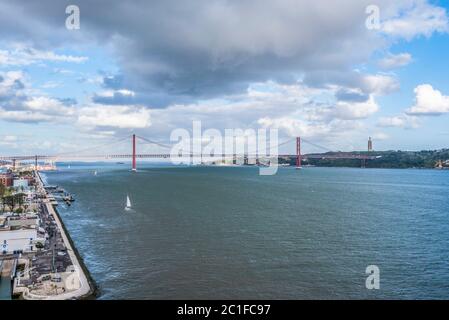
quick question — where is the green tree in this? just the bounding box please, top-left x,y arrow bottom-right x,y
3,195 -> 14,211
0,183 -> 5,198
15,193 -> 26,210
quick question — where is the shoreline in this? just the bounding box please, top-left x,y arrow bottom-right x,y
31,171 -> 98,300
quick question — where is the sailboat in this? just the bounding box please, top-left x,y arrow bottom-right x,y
125,195 -> 132,211
94,171 -> 97,176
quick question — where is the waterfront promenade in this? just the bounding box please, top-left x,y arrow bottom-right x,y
20,172 -> 93,300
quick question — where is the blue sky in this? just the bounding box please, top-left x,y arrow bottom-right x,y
1,0 -> 449,155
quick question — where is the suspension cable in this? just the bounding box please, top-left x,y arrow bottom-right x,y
55,135 -> 132,156
301,138 -> 332,153
136,136 -> 173,149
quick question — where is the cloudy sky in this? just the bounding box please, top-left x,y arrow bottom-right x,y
1,0 -> 449,155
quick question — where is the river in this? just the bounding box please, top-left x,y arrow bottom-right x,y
43,164 -> 449,299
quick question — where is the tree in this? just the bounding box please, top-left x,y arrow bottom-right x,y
0,183 -> 5,198
14,193 -> 26,210
3,195 -> 14,211
1,197 -> 5,213
0,184 -> 5,212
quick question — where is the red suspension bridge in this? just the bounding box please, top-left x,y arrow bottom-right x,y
0,134 -> 378,170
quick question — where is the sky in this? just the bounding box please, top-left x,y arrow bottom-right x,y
1,0 -> 449,155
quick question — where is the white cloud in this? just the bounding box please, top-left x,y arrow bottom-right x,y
378,53 -> 413,69
41,81 -> 62,89
0,70 -> 76,123
0,70 -> 152,130
77,105 -> 151,129
381,0 -> 449,40
116,89 -> 135,97
361,74 -> 400,95
0,45 -> 88,66
95,89 -> 136,98
377,114 -> 420,128
407,84 -> 449,116
0,135 -> 18,148
257,117 -> 334,138
334,96 -> 379,120
372,132 -> 389,140
3,135 -> 17,142
0,109 -> 55,123
0,70 -> 26,96
256,115 -> 365,152
24,96 -> 74,115
144,81 -> 380,150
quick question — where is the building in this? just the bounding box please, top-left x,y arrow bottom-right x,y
0,228 -> 37,254
0,174 -> 13,188
13,179 -> 29,189
368,137 -> 373,152
6,214 -> 39,228
0,215 -> 39,254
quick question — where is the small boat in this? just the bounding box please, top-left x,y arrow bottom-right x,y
125,195 -> 132,211
63,193 -> 75,202
53,187 -> 65,193
94,171 -> 97,176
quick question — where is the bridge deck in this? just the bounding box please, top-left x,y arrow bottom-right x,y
1,153 -> 378,161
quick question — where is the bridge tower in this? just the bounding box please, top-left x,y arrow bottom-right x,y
296,137 -> 302,169
132,134 -> 137,172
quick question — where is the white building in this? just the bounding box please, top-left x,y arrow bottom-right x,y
13,179 -> 29,189
0,228 -> 38,254
7,215 -> 39,228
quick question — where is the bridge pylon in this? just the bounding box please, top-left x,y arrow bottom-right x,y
296,137 -> 302,169
132,134 -> 137,172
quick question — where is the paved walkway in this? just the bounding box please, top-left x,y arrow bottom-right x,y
24,172 -> 92,300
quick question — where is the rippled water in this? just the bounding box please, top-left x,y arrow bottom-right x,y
43,164 -> 449,299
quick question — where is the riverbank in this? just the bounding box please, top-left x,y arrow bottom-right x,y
287,149 -> 449,169
25,171 -> 98,300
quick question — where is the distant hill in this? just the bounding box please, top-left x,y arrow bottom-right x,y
281,149 -> 449,169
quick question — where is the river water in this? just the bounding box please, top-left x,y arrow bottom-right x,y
43,164 -> 449,299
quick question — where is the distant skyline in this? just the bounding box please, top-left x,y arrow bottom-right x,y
1,0 -> 449,155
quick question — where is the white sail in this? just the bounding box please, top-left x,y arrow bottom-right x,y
125,195 -> 132,210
